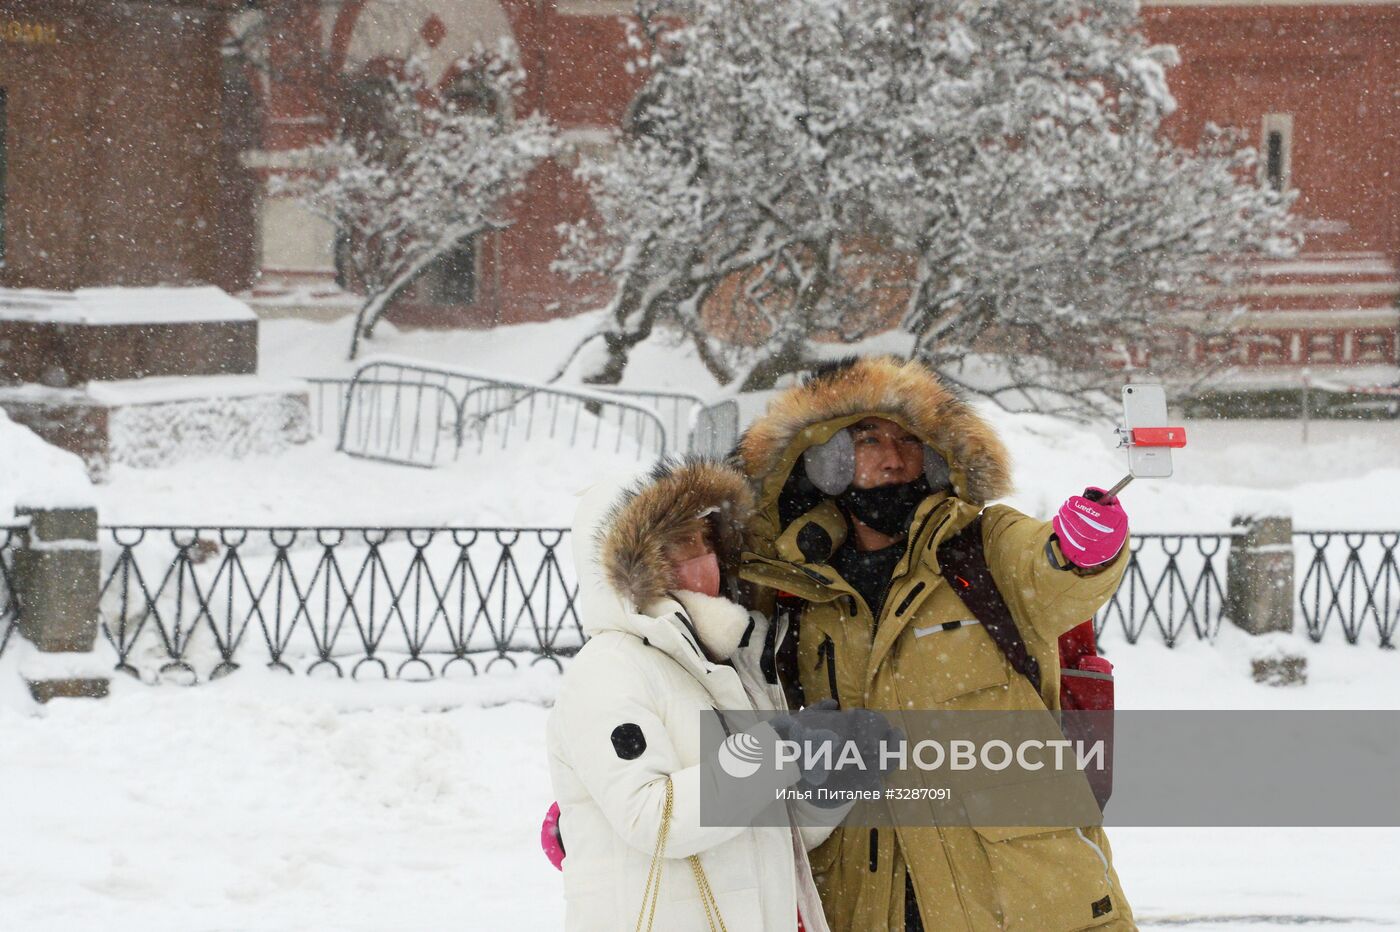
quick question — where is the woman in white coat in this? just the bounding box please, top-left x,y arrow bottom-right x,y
546,459 -> 862,932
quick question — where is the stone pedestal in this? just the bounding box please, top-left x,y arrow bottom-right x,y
1226,513 -> 1307,686
13,506 -> 109,703
15,507 -> 100,651
0,287 -> 258,387
1225,514 -> 1295,635
29,677 -> 110,703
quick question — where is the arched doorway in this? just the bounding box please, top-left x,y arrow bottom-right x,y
333,0 -> 518,324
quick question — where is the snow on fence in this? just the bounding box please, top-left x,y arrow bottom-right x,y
56,527 -> 1399,683
305,360 -> 740,467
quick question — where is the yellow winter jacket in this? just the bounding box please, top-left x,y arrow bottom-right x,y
737,356 -> 1137,932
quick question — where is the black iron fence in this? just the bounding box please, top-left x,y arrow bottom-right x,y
97,526 -> 582,682
1095,534 -> 1229,648
0,526 -> 22,659
1297,532 -> 1400,647
80,526 -> 1400,681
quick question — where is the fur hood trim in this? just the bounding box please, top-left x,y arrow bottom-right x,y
599,458 -> 755,610
738,356 -> 1012,505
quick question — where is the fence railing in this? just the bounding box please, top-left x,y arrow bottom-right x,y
305,376 -> 358,437
98,526 -> 583,682
590,386 -> 706,453
0,527 -> 23,659
1094,534 -> 1231,647
1296,532 -> 1400,647
82,526 -> 1400,681
455,381 -> 668,461
308,361 -> 741,467
1095,531 -> 1400,649
334,359 -> 674,467
597,390 -> 739,458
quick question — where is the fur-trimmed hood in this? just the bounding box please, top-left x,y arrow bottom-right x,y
739,356 -> 1013,513
593,458 -> 755,613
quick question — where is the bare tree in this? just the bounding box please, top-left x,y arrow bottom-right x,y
277,54 -> 555,359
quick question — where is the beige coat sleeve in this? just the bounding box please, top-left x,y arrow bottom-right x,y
979,503 -> 1130,644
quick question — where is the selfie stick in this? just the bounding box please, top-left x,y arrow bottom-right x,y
1086,425 -> 1188,504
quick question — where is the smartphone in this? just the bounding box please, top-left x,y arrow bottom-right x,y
1122,384 -> 1173,478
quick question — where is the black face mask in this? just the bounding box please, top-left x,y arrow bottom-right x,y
838,477 -> 933,538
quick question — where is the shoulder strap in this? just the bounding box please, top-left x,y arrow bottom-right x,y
635,777 -> 729,932
937,515 -> 1042,695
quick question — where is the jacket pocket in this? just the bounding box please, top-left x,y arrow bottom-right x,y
970,821 -> 1117,931
908,625 -> 1009,705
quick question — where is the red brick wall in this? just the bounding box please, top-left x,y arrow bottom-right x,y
0,1 -> 249,291
1144,3 -> 1400,257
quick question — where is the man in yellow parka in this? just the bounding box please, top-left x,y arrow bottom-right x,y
736,356 -> 1137,932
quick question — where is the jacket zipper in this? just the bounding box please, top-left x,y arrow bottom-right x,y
870,507 -> 947,635
815,635 -> 840,706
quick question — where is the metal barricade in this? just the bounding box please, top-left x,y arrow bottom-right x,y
336,358 -> 673,466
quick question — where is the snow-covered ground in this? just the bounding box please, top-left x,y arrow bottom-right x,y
5,312 -> 1399,930
4,639 -> 1398,931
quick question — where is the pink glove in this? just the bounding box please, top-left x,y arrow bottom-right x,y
1052,488 -> 1128,568
541,801 -> 566,871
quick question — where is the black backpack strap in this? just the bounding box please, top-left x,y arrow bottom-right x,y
937,515 -> 1042,695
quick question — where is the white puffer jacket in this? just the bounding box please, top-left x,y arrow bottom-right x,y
546,461 -> 838,932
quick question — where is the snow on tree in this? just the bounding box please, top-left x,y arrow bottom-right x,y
278,52 -> 556,359
555,0 -> 1295,412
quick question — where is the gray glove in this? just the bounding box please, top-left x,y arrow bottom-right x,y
770,700 -> 902,797
768,699 -> 843,788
